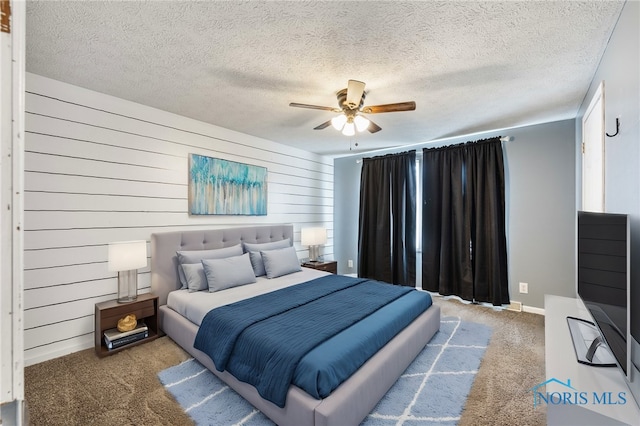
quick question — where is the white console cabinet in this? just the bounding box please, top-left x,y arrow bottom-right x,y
545,295 -> 640,425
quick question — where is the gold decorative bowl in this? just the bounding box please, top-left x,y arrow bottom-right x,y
117,314 -> 137,332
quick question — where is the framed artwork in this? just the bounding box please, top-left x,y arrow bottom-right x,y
188,154 -> 267,215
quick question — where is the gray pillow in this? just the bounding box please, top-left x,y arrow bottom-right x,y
202,253 -> 257,292
181,263 -> 208,292
261,246 -> 302,279
176,244 -> 243,288
243,239 -> 291,276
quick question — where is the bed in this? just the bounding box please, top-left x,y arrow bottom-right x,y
151,224 -> 440,426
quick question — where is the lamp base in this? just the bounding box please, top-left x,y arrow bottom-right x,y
117,270 -> 138,303
308,245 -> 320,262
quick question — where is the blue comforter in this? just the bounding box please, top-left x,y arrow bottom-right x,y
194,275 -> 418,407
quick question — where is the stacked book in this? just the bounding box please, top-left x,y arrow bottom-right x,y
103,322 -> 148,350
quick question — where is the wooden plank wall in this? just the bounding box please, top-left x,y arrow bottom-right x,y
23,73 -> 334,365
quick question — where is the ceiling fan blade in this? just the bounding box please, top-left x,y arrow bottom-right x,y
346,80 -> 366,109
367,120 -> 382,133
289,102 -> 339,112
313,120 -> 332,130
362,101 -> 416,114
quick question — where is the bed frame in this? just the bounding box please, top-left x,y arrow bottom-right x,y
150,224 -> 440,426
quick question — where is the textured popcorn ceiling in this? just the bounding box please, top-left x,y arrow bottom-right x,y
25,1 -> 624,155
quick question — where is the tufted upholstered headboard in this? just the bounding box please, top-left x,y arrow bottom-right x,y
150,224 -> 294,306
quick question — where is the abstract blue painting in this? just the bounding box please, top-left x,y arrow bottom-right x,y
188,154 -> 267,215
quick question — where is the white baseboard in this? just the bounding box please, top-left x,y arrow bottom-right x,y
508,301 -> 545,315
25,340 -> 93,367
523,305 -> 545,315
436,294 -> 545,315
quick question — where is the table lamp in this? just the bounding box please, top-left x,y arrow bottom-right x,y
301,227 -> 327,262
108,240 -> 147,303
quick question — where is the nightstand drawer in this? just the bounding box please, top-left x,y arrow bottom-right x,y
100,299 -> 155,329
302,260 -> 337,274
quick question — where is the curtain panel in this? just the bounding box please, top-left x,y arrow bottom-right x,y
358,151 -> 416,286
422,138 -> 509,305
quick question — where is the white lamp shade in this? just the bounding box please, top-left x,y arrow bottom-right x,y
342,121 -> 355,136
108,240 -> 147,271
331,114 -> 347,130
301,228 -> 327,246
354,115 -> 370,132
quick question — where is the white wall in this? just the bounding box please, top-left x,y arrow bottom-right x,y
1,0 -> 26,416
575,1 -> 639,218
23,73 -> 334,366
503,120 -> 576,308
575,0 -> 639,338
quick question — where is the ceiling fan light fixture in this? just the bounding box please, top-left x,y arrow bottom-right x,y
331,114 -> 347,130
354,115 -> 370,132
342,121 -> 355,136
289,79 -> 416,136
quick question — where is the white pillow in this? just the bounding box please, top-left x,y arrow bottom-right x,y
202,253 -> 257,292
261,246 -> 302,279
176,244 -> 243,288
181,263 -> 208,292
243,239 -> 291,276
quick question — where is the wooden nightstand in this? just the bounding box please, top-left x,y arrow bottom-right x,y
94,293 -> 159,357
302,260 -> 337,274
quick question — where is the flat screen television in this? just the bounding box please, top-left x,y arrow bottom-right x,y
574,210 -> 640,409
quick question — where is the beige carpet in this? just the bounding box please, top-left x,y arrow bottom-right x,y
440,298 -> 547,426
24,297 -> 546,425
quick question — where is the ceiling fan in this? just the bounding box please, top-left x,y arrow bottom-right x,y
289,80 -> 416,136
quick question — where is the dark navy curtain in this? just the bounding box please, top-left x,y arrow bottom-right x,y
358,151 -> 416,286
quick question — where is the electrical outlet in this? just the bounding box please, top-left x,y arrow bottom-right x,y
348,259 -> 353,268
519,282 -> 529,294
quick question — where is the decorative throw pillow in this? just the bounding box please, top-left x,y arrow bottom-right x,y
202,253 -> 257,292
181,263 -> 208,292
176,244 -> 243,288
243,239 -> 291,276
261,246 -> 302,279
